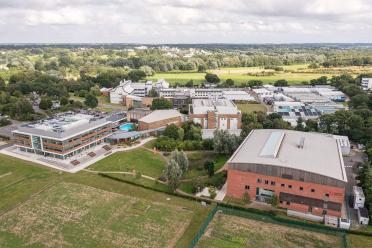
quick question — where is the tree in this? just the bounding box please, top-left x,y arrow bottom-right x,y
274,79 -> 288,87
295,117 -> 305,131
247,80 -> 263,88
39,97 -> 53,110
213,130 -> 240,155
205,73 -> 220,84
139,65 -> 155,76
151,98 -> 172,110
128,69 -> 146,82
170,149 -> 189,173
350,94 -> 369,109
164,124 -> 180,140
0,76 -> 5,91
185,80 -> 194,88
224,78 -> 234,87
60,96 -> 69,106
148,88 -> 159,97
84,94 -> 98,108
197,64 -> 206,72
89,85 -> 101,96
165,159 -> 183,192
204,160 -> 215,177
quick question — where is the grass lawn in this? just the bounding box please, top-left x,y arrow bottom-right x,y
196,213 -> 344,248
184,152 -> 228,179
348,234 -> 372,248
236,103 -> 267,113
0,182 -> 194,248
88,148 -> 166,178
0,154 -> 60,214
0,154 -> 213,248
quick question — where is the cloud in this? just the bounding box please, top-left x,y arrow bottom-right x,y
0,0 -> 371,43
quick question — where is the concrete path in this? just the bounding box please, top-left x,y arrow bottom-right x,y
215,183 -> 227,201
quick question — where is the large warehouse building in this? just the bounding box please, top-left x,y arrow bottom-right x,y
227,129 -> 347,217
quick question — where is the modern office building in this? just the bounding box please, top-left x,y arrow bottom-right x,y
12,111 -> 124,160
189,99 -> 241,130
227,129 -> 347,217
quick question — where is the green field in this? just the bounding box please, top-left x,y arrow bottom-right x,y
197,213 -> 343,248
0,182 -> 193,248
148,65 -> 372,86
236,103 -> 267,113
0,154 -> 212,248
89,148 -> 166,177
0,154 -> 59,213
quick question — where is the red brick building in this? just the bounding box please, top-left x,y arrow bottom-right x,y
227,129 -> 347,217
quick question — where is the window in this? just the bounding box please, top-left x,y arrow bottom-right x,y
299,187 -> 303,191
325,193 -> 329,197
288,185 -> 292,189
281,184 -> 285,187
245,185 -> 250,190
257,179 -> 262,183
280,201 -> 283,204
311,189 -> 315,193
264,180 -> 269,185
286,201 -> 290,205
270,181 -> 276,186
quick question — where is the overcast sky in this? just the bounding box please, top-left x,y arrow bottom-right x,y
1,0 -> 372,43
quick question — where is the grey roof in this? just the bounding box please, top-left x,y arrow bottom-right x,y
139,109 -> 182,123
228,129 -> 347,182
12,112 -> 125,140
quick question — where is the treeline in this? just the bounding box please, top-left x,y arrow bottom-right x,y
3,47 -> 372,76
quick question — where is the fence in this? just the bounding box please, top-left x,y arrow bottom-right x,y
189,205 -> 349,248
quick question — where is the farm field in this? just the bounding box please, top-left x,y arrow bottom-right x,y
88,148 -> 166,178
0,182 -> 193,248
236,103 -> 268,113
148,65 -> 372,86
196,213 -> 343,248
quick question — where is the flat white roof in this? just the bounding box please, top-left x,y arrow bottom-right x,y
139,109 -> 182,123
192,99 -> 240,115
229,129 -> 347,182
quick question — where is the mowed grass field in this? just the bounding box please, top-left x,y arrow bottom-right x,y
88,148 -> 166,177
196,213 -> 344,248
0,154 -> 212,248
148,65 -> 372,86
0,182 -> 193,248
0,154 -> 60,214
236,103 -> 267,113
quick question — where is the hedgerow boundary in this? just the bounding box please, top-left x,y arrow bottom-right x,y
98,173 -> 372,248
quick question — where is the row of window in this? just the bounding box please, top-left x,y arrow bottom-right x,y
253,179 -> 330,197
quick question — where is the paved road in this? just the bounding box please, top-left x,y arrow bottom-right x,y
0,119 -> 20,139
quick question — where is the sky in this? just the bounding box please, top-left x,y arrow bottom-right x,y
0,0 -> 372,44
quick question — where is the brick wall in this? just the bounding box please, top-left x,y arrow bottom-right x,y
227,169 -> 345,217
